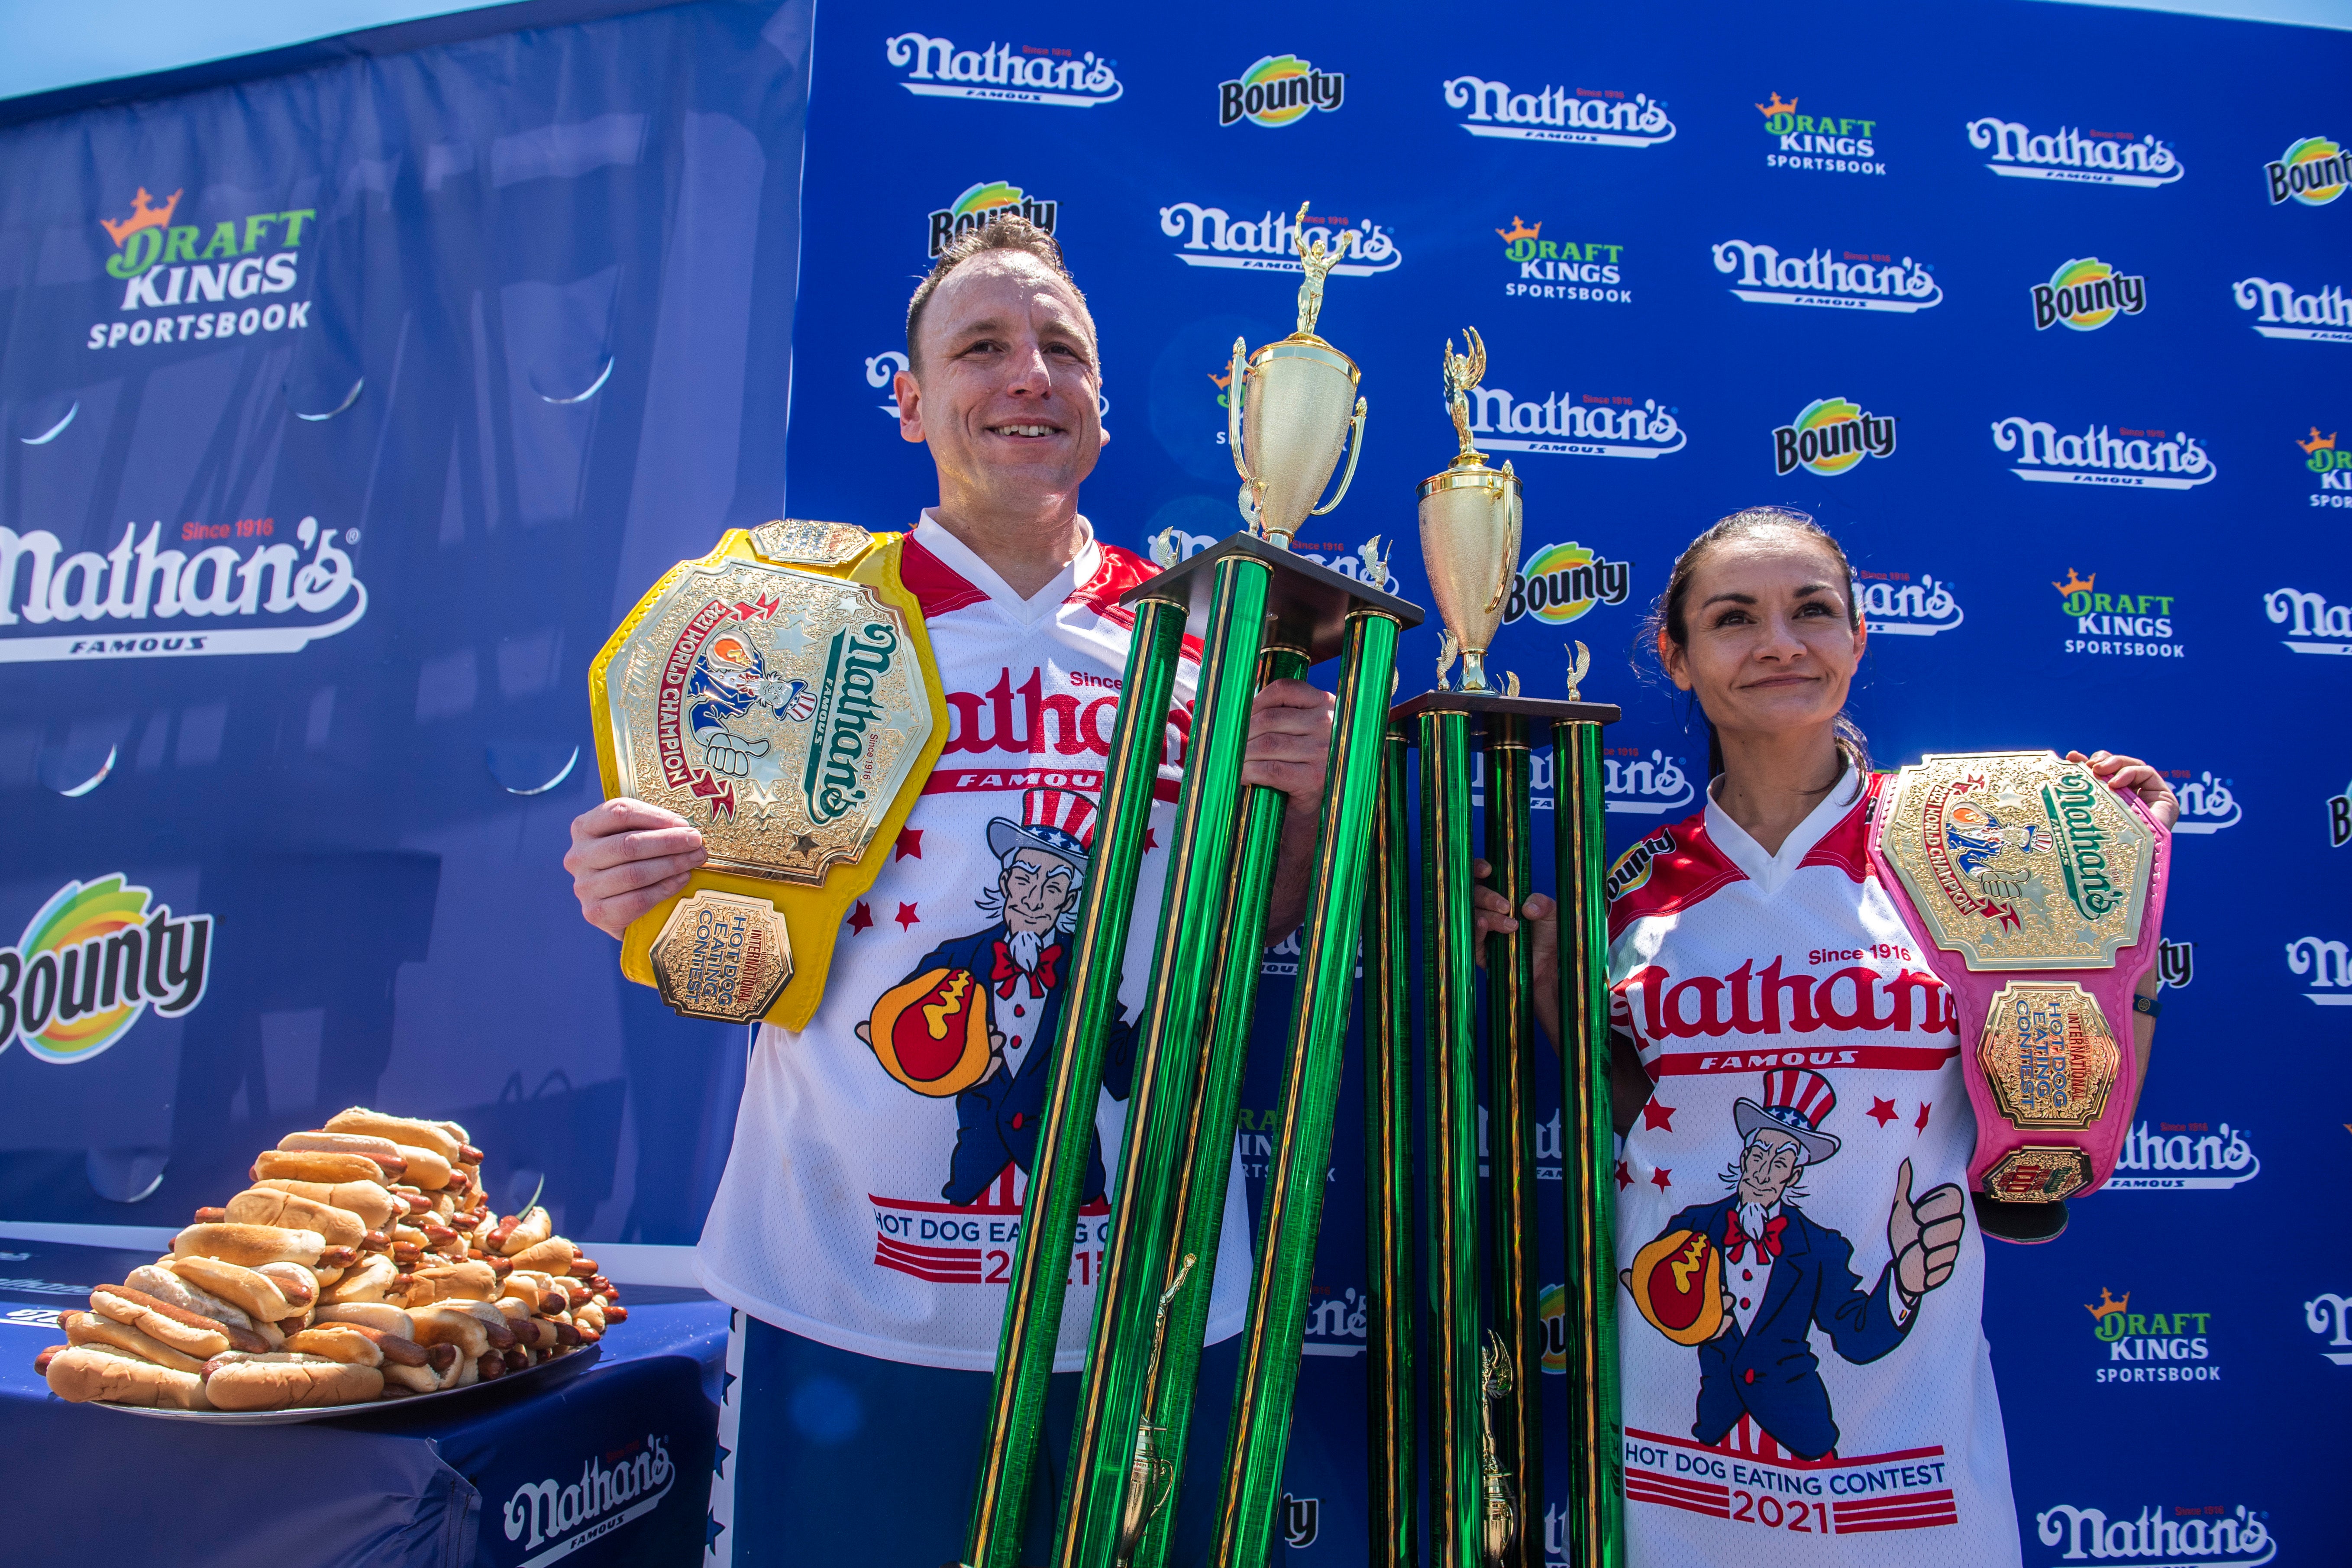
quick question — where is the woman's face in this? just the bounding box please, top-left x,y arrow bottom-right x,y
1659,529 -> 1864,743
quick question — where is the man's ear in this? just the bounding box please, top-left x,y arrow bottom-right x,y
894,367 -> 925,445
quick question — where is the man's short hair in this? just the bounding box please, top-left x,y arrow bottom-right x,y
904,214 -> 1093,371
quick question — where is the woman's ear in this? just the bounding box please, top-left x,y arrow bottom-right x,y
1658,627 -> 1693,692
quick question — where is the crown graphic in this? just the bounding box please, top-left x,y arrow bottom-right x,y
99,186 -> 182,248
1208,366 -> 1232,391
1495,215 -> 1543,245
2084,1286 -> 2130,1322
1756,91 -> 1799,117
2299,426 -> 2337,455
2052,568 -> 2096,597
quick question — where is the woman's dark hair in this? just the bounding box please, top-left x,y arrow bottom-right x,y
1643,505 -> 1871,779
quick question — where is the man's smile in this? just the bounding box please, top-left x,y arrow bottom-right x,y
988,421 -> 1064,440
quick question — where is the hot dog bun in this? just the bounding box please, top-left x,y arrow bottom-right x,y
392,1145 -> 452,1190
255,1261 -> 319,1310
204,1355 -> 384,1411
225,1187 -> 366,1248
46,1344 -> 209,1408
63,1310 -> 210,1374
174,1223 -> 325,1269
254,1149 -> 382,1186
505,1236 -> 578,1275
168,1254 -> 299,1321
314,1301 -> 411,1336
122,1265 -> 256,1332
89,1285 -> 268,1357
411,1260 -> 497,1301
283,1325 -> 383,1367
278,1131 -> 407,1177
500,1206 -> 553,1258
322,1254 -> 399,1306
252,1177 -> 399,1231
324,1109 -> 463,1164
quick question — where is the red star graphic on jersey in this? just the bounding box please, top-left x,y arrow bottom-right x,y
895,828 -> 924,862
1649,1167 -> 1672,1192
1641,1100 -> 1677,1133
895,902 -> 921,931
1615,1159 -> 1634,1192
1867,1096 -> 1899,1128
1915,1101 -> 1933,1133
1145,828 -> 1160,851
846,901 -> 873,934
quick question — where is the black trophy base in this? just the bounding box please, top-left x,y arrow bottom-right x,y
1120,532 -> 1423,667
1390,689 -> 1622,736
1973,1193 -> 2071,1245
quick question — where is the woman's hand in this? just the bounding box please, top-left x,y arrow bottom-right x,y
2066,749 -> 2180,831
565,798 -> 708,938
1471,859 -> 1563,1048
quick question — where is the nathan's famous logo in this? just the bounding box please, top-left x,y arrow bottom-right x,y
2036,1501 -> 2273,1565
2053,569 -> 2184,660
927,181 -> 1058,259
1503,540 -> 1632,627
1467,381 -> 1683,460
1756,91 -> 1884,175
1965,116 -> 2184,188
2263,585 -> 2352,653
1603,751 -> 1696,817
2084,1286 -> 2218,1384
88,186 -> 316,352
1159,201 -> 1401,275
0,514 -> 367,663
2109,1118 -> 2259,1191
2031,257 -> 2147,331
1993,417 -> 2214,489
1218,54 -> 1344,128
1771,397 -> 1895,477
1711,239 -> 1940,312
2233,276 -> 2351,343
799,621 -> 904,826
1852,568 -> 1964,637
2287,934 -> 2352,1005
1496,217 -> 1629,304
1442,76 -> 1675,148
2307,1292 -> 2352,1366
884,32 -> 1122,107
2039,773 -> 2125,921
2169,770 -> 2240,834
2300,428 -> 2352,504
503,1432 -> 675,1554
0,876 -> 213,1064
2265,135 -> 2347,206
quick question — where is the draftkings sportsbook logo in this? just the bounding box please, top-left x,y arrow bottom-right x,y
2053,569 -> 2184,660
2264,135 -> 2347,206
1851,568 -> 1965,637
1470,382 -> 1684,460
2231,277 -> 2350,343
2085,1286 -> 2219,1384
1502,540 -> 1632,626
2030,258 -> 2147,332
1965,116 -> 2184,187
2109,1118 -> 2259,1190
0,876 -> 213,1064
883,33 -> 1123,107
1712,239 -> 1942,312
1771,397 -> 1895,477
87,186 -> 317,354
927,181 -> 1059,259
1442,75 -> 1676,148
1217,55 -> 1344,127
1159,202 -> 1402,275
1756,91 -> 1884,175
1992,417 -> 2215,490
2035,1500 -> 2274,1565
1496,218 -> 1629,304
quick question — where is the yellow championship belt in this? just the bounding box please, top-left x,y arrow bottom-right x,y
588,520 -> 948,1031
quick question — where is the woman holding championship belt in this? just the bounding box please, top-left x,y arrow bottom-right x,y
1477,506 -> 2176,1566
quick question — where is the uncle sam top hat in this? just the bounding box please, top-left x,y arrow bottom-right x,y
987,787 -> 1098,869
1732,1067 -> 1842,1164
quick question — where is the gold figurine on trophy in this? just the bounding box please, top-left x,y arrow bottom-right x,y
1417,327 -> 1522,693
1478,1330 -> 1521,1566
1226,201 -> 1369,549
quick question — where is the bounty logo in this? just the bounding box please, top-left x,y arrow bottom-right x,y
2232,275 -> 2351,342
1442,76 -> 1675,148
2171,770 -> 2241,834
2036,1501 -> 2273,1565
0,514 -> 368,663
1851,568 -> 1965,636
2329,777 -> 2349,848
1712,239 -> 1941,312
2085,1287 -> 2219,1384
1993,417 -> 2214,489
1756,91 -> 1885,175
2306,1292 -> 2352,1365
89,186 -> 316,354
2261,585 -> 2352,653
2110,1119 -> 2260,1191
1965,116 -> 2184,187
927,181 -> 1058,259
884,33 -> 1123,107
1218,55 -> 1344,128
2054,569 -> 2184,660
1503,540 -> 1631,626
2158,937 -> 2194,990
2286,935 -> 2352,1005
1498,218 -> 1630,304
2264,135 -> 2347,206
1160,202 -> 1402,275
1771,397 -> 1895,477
2031,258 -> 2147,331
1606,826 -> 1679,898
0,876 -> 213,1064
1468,383 -> 1684,460
1538,1283 -> 1567,1371
2299,428 -> 2351,501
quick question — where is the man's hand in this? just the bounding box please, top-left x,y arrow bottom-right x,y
1251,679 -> 1337,941
565,798 -> 708,938
700,728 -> 770,778
1472,866 -> 1562,1043
1886,1157 -> 1966,1302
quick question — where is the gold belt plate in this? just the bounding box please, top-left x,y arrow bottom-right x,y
1975,981 -> 2119,1130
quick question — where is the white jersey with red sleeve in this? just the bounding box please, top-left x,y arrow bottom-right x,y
1606,767 -> 2022,1566
694,513 -> 1253,1371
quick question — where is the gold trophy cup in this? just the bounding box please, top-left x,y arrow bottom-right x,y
1228,201 -> 1370,549
1417,328 -> 1522,693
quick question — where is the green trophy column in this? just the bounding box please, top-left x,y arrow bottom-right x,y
1130,644 -> 1308,1568
963,595 -> 1190,1568
1420,709 -> 1481,1568
1209,608 -> 1402,1568
1554,720 -> 1623,1568
1364,729 -> 1416,1568
1055,554 -> 1272,1568
1483,719 -> 1542,1568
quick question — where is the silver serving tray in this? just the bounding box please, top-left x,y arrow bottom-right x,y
87,1342 -> 601,1424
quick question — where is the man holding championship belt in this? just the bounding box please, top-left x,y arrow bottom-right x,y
564,217 -> 1332,1566
1478,507 -> 2174,1565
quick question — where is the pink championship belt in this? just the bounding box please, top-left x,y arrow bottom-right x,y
1866,751 -> 2170,1242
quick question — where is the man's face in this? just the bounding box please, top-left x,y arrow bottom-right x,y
1000,848 -> 1081,937
897,254 -> 1105,514
1736,1128 -> 1805,1209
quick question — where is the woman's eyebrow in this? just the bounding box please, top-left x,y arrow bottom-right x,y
1699,591 -> 1758,608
